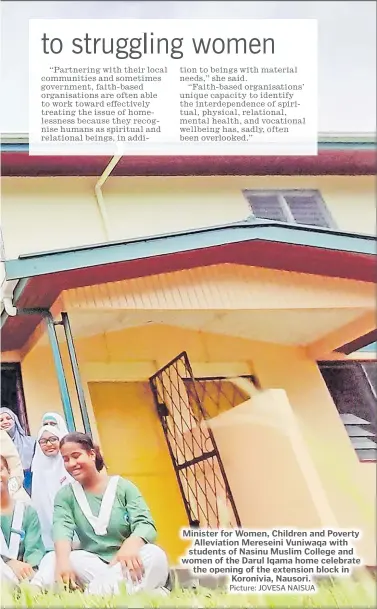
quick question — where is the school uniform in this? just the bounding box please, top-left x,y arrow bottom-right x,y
0,500 -> 54,588
31,425 -> 74,551
47,475 -> 169,595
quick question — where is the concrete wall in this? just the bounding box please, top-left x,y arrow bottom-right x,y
18,323 -> 376,565
1,175 -> 375,259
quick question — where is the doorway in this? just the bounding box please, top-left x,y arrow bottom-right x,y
88,380 -> 190,564
1,363 -> 29,432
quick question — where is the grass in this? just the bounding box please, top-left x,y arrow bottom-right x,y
2,573 -> 376,609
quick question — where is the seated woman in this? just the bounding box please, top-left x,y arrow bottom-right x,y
52,432 -> 170,596
0,430 -> 30,504
0,455 -> 54,589
31,425 -> 74,551
41,412 -> 68,436
0,408 -> 35,496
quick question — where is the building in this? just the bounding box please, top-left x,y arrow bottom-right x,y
1,134 -> 376,566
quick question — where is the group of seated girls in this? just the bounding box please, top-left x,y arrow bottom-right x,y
0,411 -> 170,596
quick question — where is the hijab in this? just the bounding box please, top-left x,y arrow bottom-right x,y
0,408 -> 35,471
31,425 -> 74,550
41,412 -> 69,436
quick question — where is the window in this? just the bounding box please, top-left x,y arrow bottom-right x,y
243,189 -> 336,229
319,361 -> 377,461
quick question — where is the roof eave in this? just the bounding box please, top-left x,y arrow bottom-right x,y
4,220 -> 376,282
1,221 -> 375,352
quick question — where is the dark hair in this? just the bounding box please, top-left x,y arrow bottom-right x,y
0,455 -> 10,471
60,432 -> 105,472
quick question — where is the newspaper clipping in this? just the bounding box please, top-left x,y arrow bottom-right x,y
0,1 -> 376,609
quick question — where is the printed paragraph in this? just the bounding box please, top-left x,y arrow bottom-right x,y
29,19 -> 317,155
179,528 -> 363,594
178,65 -> 305,142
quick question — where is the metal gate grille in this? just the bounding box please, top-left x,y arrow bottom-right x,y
185,375 -> 260,420
149,352 -> 241,529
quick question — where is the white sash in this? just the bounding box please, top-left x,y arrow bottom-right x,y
72,476 -> 119,536
0,501 -> 25,560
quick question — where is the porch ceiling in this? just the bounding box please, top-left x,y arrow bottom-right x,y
1,221 -> 376,352
63,264 -> 375,311
38,307 -> 370,347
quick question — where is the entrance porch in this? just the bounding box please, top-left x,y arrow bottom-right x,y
6,262 -> 374,566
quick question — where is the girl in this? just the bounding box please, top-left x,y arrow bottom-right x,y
0,455 -> 54,589
31,425 -> 74,551
0,408 -> 35,495
41,412 -> 68,436
53,433 -> 169,596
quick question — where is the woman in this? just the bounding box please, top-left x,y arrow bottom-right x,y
41,412 -> 68,436
0,455 -> 54,589
52,433 -> 169,596
31,425 -> 74,551
0,430 -> 30,504
0,408 -> 35,495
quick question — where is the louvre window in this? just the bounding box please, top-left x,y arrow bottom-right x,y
319,362 -> 377,461
243,189 -> 335,229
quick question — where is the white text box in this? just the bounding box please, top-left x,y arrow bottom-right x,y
29,19 -> 318,156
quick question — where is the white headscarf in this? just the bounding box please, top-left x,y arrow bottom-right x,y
31,425 -> 73,550
41,412 -> 69,436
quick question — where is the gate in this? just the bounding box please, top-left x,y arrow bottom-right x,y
149,352 -> 241,529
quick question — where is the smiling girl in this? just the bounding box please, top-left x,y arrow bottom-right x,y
51,432 -> 169,596
31,425 -> 74,551
0,408 -> 35,495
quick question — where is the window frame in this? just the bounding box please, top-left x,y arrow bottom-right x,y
318,360 -> 377,463
360,362 -> 377,400
243,188 -> 337,230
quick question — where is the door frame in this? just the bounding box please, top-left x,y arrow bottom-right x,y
0,362 -> 30,433
149,351 -> 242,528
82,360 -> 255,448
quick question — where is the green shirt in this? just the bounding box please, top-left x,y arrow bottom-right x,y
0,505 -> 46,568
53,477 -> 157,563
